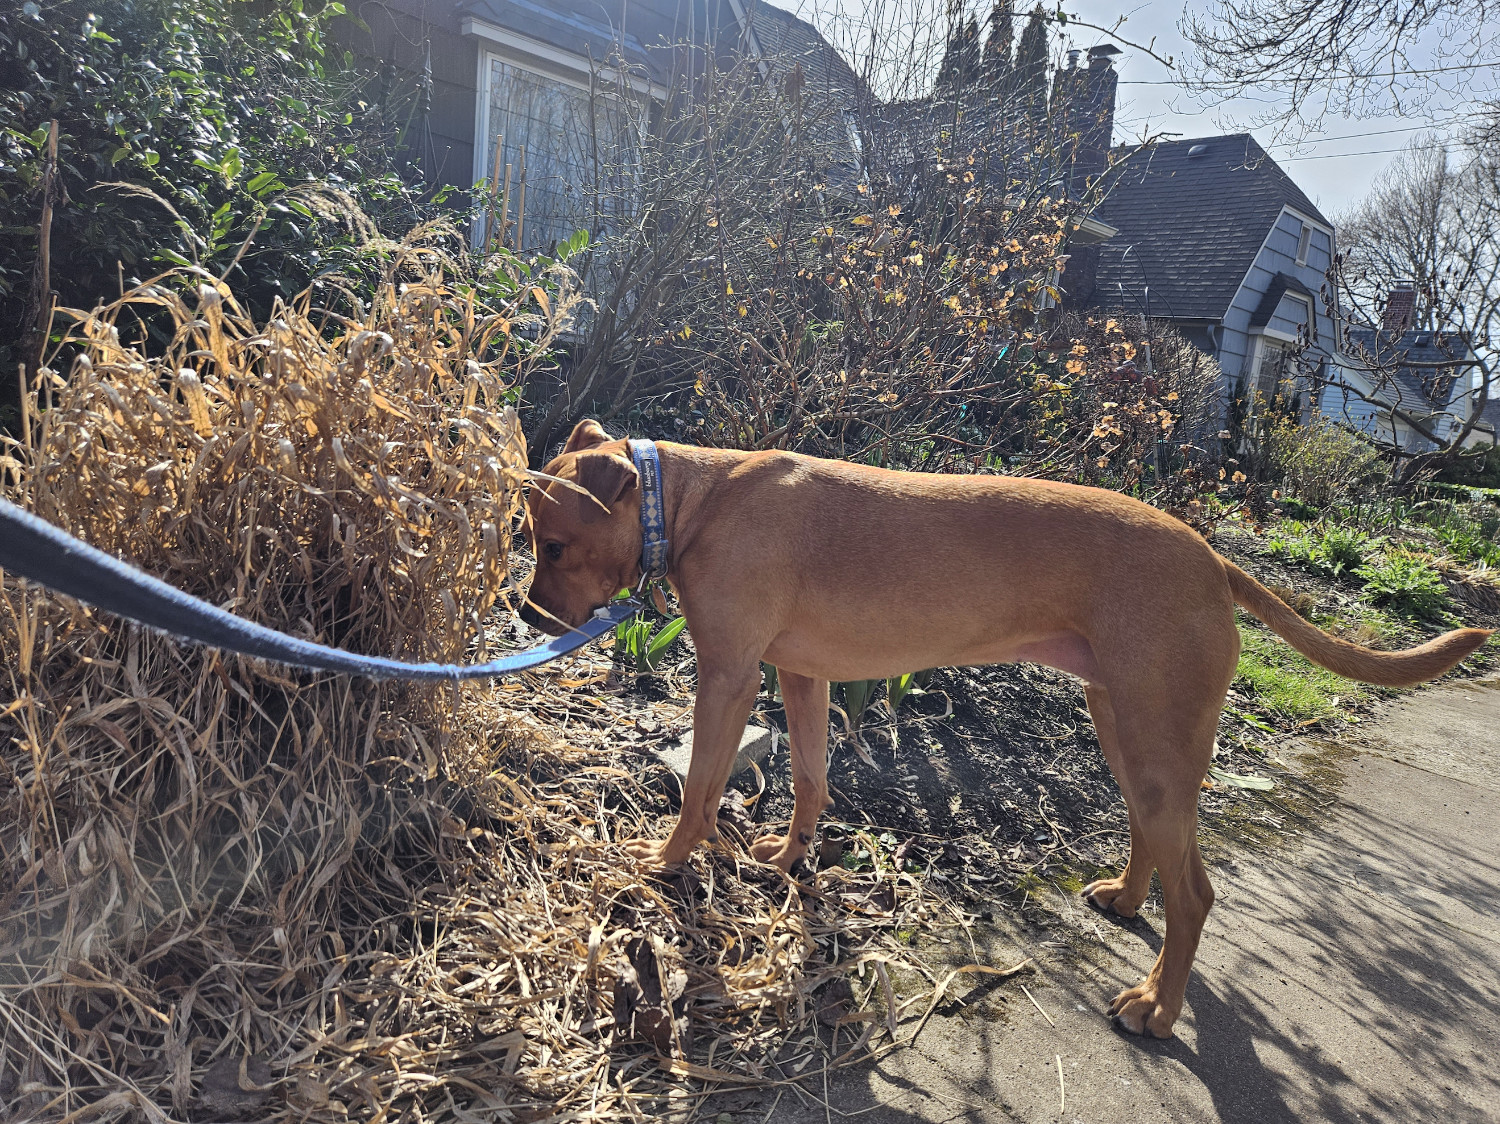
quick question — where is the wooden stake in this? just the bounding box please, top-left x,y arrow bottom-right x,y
23,120 -> 58,384
17,364 -> 31,451
484,132 -> 504,250
499,162 -> 512,248
515,144 -> 527,253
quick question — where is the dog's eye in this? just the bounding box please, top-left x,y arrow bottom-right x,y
544,541 -> 564,561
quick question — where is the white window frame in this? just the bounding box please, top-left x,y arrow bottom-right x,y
1247,332 -> 1293,404
1295,223 -> 1313,266
465,18 -> 659,250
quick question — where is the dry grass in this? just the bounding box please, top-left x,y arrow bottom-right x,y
0,239 -> 936,1121
1433,555 -> 1500,612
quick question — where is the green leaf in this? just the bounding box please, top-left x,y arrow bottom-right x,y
840,679 -> 878,728
246,171 -> 283,196
887,671 -> 916,712
1229,707 -> 1274,733
645,616 -> 687,668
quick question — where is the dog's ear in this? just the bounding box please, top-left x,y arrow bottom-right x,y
574,451 -> 639,523
563,419 -> 612,454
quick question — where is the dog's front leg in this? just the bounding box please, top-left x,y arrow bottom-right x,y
624,658 -> 760,866
751,670 -> 831,872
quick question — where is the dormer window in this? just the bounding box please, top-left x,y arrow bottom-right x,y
1296,223 -> 1313,266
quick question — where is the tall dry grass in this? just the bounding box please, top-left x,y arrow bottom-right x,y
0,235 -> 930,1121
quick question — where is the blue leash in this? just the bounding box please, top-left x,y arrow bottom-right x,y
0,497 -> 640,682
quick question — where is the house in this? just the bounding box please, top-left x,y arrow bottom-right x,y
737,1 -> 870,192
337,1 -> 728,252
1462,398 -> 1500,448
336,1 -> 869,253
1074,134 -> 1340,419
1322,282 -> 1479,451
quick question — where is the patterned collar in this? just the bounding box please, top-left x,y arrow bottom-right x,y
627,438 -> 670,583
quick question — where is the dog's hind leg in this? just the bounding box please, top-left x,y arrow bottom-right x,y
624,656 -> 760,866
1106,785 -> 1216,1038
1081,684 -> 1155,919
751,670 -> 831,872
1095,628 -> 1235,1038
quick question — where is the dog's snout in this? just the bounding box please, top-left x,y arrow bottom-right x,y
518,601 -> 545,629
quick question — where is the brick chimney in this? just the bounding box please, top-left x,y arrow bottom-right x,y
1071,45 -> 1119,194
1058,44 -> 1119,307
1383,279 -> 1416,333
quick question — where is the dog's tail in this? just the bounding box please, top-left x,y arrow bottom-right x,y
1223,560 -> 1493,688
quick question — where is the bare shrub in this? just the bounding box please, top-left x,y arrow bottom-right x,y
519,15 -> 1180,481
1265,412 -> 1387,508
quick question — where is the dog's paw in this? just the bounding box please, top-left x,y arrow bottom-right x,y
1083,876 -> 1142,918
1109,984 -> 1177,1039
623,837 -> 677,866
749,833 -> 803,873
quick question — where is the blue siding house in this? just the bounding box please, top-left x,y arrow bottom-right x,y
1320,319 -> 1477,451
1078,134 -> 1339,418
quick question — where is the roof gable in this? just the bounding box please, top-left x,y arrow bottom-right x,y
1091,134 -> 1328,322
746,2 -> 868,107
1342,326 -> 1474,414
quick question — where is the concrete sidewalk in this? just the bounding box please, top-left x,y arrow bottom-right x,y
764,677 -> 1500,1124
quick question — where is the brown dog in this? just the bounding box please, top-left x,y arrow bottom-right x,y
520,419 -> 1491,1038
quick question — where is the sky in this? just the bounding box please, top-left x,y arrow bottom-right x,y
790,0 -> 1493,222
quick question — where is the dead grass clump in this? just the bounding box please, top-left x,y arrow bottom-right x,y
1433,556 -> 1500,612
1266,584 -> 1317,620
0,240 -> 933,1121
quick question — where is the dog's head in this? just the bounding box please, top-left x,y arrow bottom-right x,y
519,419 -> 642,634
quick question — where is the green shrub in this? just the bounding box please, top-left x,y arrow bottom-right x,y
1266,414 -> 1386,509
1333,494 -> 1418,532
0,0 -> 431,384
1266,520 -> 1372,578
1433,441 -> 1500,489
1413,499 -> 1500,565
1265,520 -> 1315,564
1317,525 -> 1370,576
1355,552 -> 1453,621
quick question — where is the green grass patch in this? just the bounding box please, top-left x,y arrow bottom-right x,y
1235,624 -> 1367,723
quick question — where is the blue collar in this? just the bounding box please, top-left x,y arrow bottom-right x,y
627,438 -> 670,583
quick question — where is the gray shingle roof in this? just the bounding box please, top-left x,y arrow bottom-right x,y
746,2 -> 868,110
1092,134 -> 1329,323
743,3 -> 870,189
1473,395 -> 1500,437
1342,326 -> 1473,414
